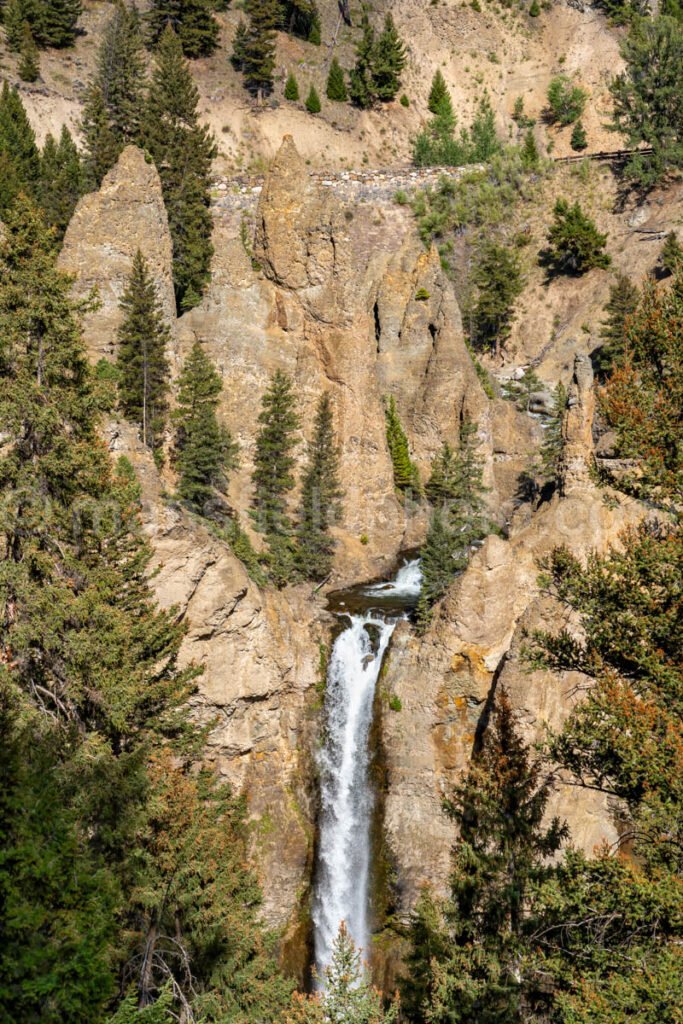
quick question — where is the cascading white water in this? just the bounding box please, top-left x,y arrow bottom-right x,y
312,560 -> 422,980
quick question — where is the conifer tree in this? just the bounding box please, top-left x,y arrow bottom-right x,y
242,0 -> 279,98
18,20 -> 39,81
570,119 -> 587,151
659,230 -> 683,277
281,0 -> 320,43
284,924 -> 398,1023
348,12 -> 376,108
501,366 -> 545,412
371,12 -> 407,102
428,69 -> 450,115
39,125 -> 84,237
417,418 -> 489,629
425,442 -> 460,503
470,241 -> 524,356
385,395 -> 421,497
172,341 -> 238,512
116,249 -> 171,453
403,690 -> 566,1023
284,70 -> 300,101
230,16 -> 248,69
540,381 -> 567,483
81,0 -> 145,183
595,273 -> 639,377
520,127 -> 539,169
469,93 -> 501,161
38,0 -> 82,48
326,56 -> 347,101
541,198 -> 610,276
0,79 -> 41,214
251,370 -> 300,586
305,83 -> 321,113
296,392 -> 343,581
3,0 -> 24,50
81,84 -> 120,190
147,0 -> 219,58
142,25 -> 217,311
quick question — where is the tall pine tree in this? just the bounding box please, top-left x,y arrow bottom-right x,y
595,273 -> 639,378
142,24 -> 217,311
116,249 -> 171,453
0,80 -> 40,215
39,125 -> 84,237
403,690 -> 567,1023
251,369 -> 300,586
147,0 -> 219,58
241,0 -> 279,98
371,13 -> 406,102
385,395 -> 420,497
81,0 -> 145,187
172,341 -> 238,512
296,392 -> 343,581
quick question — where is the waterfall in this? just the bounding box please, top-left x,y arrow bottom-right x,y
312,560 -> 422,980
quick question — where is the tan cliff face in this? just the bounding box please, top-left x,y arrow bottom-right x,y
57,140 -> 652,982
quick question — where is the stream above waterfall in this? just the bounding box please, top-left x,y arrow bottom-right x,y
311,559 -> 422,982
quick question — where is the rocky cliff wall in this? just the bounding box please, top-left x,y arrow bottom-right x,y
57,141 -> 648,982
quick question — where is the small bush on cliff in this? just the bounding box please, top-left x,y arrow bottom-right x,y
539,381 -> 567,484
546,74 -> 587,126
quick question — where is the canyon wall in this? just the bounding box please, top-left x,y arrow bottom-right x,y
59,140 -> 646,980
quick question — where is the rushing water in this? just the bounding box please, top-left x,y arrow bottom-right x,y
312,560 -> 422,980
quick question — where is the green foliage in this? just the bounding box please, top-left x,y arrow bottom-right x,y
296,392 -> 343,581
284,70 -> 300,101
38,125 -> 84,238
284,924 -> 398,1023
402,690 -> 566,1022
501,366 -> 545,412
570,119 -> 587,151
142,25 -> 217,311
241,0 -> 279,97
251,370 -> 300,586
82,0 -> 145,187
541,198 -> 610,276
173,341 -> 238,513
18,20 -> 39,81
600,275 -> 683,498
594,272 -> 639,377
414,92 -> 502,168
539,381 -> 567,484
0,79 -> 40,216
326,56 -> 347,101
116,249 -> 171,453
281,0 -> 321,43
428,69 -> 450,115
526,522 -> 683,1020
417,418 -> 490,628
546,74 -> 587,126
520,128 -> 540,169
659,230 -> 683,276
147,0 -> 219,57
529,0 -> 540,15
469,240 -> 524,355
230,16 -> 248,70
610,15 -> 683,185
349,12 -> 407,107
7,0 -> 81,49
305,83 -> 321,113
0,193 -> 289,1024
220,515 -> 268,587
384,395 -> 420,497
